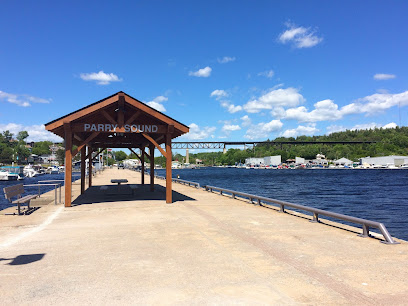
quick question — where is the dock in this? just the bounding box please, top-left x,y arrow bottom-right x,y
1,168 -> 407,304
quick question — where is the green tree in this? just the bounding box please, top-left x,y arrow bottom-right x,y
17,131 -> 29,142
32,141 -> 52,156
56,148 -> 65,165
115,150 -> 127,161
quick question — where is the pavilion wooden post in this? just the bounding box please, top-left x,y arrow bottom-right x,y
165,132 -> 172,203
141,147 -> 145,185
88,146 -> 93,187
80,146 -> 86,194
64,123 -> 73,207
150,144 -> 155,191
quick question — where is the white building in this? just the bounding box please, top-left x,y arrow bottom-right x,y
334,157 -> 353,166
264,155 -> 281,166
360,156 -> 408,167
312,154 -> 328,165
245,157 -> 265,165
295,157 -> 305,164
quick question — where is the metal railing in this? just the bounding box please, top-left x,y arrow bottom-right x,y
153,174 -> 200,189
204,185 -> 399,245
23,183 -> 62,205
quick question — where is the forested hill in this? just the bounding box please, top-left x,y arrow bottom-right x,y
187,127 -> 408,166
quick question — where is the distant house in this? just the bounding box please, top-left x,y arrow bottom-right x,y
172,161 -> 182,169
334,157 -> 353,167
40,154 -> 58,165
312,154 -> 328,166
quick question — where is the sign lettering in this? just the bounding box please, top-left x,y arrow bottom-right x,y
83,123 -> 159,133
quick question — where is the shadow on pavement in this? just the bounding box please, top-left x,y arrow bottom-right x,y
71,184 -> 196,206
1,254 -> 45,265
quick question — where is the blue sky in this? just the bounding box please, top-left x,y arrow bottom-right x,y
1,1 -> 408,147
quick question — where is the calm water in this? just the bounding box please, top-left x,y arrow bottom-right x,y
157,168 -> 408,241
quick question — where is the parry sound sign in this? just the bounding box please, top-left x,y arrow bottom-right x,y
72,123 -> 167,133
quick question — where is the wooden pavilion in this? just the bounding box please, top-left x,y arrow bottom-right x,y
45,91 -> 189,206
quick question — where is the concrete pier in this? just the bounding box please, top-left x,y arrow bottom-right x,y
1,168 -> 407,304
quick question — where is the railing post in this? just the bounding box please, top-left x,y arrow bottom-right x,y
311,212 -> 319,223
280,204 -> 285,213
257,199 -> 261,206
54,186 -> 57,205
38,185 -> 41,197
359,224 -> 370,238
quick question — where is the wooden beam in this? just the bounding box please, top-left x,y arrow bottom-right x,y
125,111 -> 141,125
64,123 -> 73,207
141,133 -> 166,156
129,148 -> 141,161
80,146 -> 86,194
72,132 -> 100,157
101,109 -> 117,125
91,148 -> 105,161
165,133 -> 172,204
143,150 -> 150,160
88,146 -> 93,187
150,144 -> 154,192
141,147 -> 145,185
74,134 -> 83,142
155,135 -> 165,143
118,95 -> 125,127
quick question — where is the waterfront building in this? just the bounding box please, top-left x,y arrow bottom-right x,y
295,157 -> 305,164
334,157 -> 353,167
264,155 -> 281,166
312,154 -> 328,166
360,155 -> 408,167
245,157 -> 264,165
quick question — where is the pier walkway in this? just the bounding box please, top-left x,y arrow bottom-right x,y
1,168 -> 407,304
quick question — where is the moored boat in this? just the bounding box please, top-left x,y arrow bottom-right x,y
0,169 -> 19,181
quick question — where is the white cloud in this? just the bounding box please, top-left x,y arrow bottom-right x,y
227,104 -> 243,113
278,90 -> 408,123
146,96 -> 168,112
244,120 -> 283,140
222,124 -> 241,133
210,89 -> 242,113
0,123 -> 63,142
258,70 -> 274,78
326,122 -> 398,134
284,99 -> 342,122
351,91 -> 408,115
373,73 -> 396,80
243,87 -> 305,113
218,56 -> 236,64
79,71 -> 122,85
210,89 -> 228,100
278,22 -> 323,48
240,115 -> 252,127
0,90 -> 51,107
182,123 -> 216,140
189,66 -> 212,77
282,124 -> 319,138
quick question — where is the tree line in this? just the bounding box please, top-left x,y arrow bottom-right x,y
1,126 -> 407,166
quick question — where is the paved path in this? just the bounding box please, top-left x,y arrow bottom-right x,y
1,168 -> 407,305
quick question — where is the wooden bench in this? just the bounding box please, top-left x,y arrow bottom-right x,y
3,184 -> 38,215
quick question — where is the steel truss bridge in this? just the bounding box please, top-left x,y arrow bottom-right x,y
169,141 -> 376,150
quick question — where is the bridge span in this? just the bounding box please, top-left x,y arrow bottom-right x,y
169,140 -> 376,150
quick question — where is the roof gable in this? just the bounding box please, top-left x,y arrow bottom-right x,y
45,92 -> 189,147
